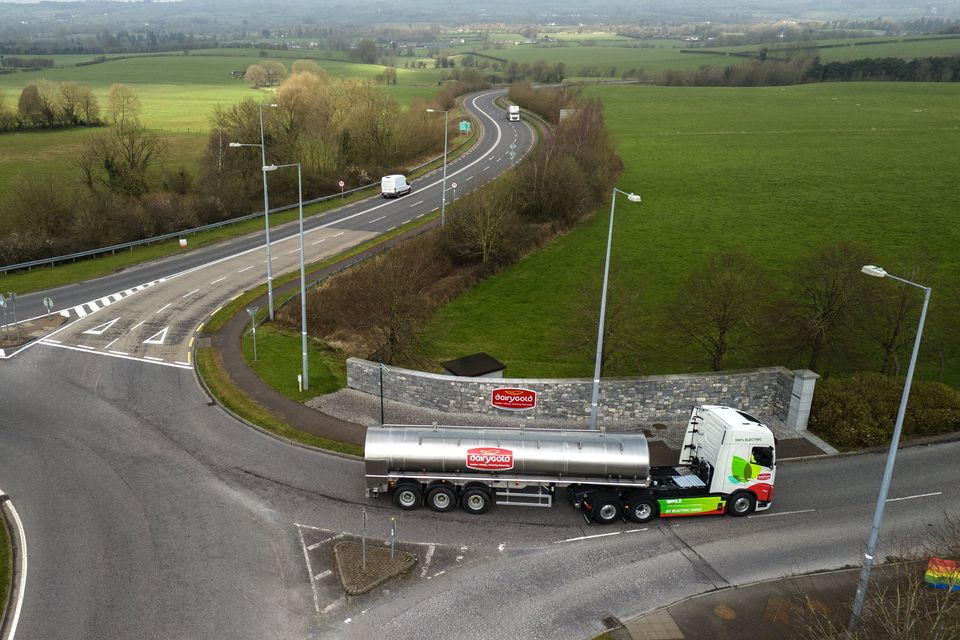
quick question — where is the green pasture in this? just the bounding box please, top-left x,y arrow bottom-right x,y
420,82 -> 960,385
491,45 -> 727,74
710,34 -> 960,62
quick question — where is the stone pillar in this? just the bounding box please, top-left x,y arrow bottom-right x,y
786,369 -> 819,430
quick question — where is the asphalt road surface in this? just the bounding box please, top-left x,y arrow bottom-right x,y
2,90 -> 958,640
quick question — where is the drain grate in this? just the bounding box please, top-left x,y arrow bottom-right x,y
601,615 -> 622,629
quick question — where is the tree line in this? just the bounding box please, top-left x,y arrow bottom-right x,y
287,85 -> 623,364
0,80 -> 101,132
0,63 -> 465,266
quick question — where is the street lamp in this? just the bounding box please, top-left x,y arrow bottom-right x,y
847,264 -> 932,633
262,162 -> 309,391
589,187 -> 642,429
426,108 -> 449,226
229,102 -> 279,319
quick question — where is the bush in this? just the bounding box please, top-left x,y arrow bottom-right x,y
809,372 -> 960,448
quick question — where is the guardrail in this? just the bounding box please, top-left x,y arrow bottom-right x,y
0,134 -> 474,276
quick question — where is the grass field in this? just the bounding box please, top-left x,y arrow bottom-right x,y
708,34 -> 960,62
491,45 -> 723,74
419,82 -> 960,386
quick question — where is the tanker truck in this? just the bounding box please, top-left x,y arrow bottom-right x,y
364,405 -> 777,524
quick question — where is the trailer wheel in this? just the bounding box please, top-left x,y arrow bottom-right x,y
591,495 -> 623,525
392,483 -> 423,510
728,492 -> 756,517
460,487 -> 492,515
426,485 -> 457,513
626,498 -> 658,524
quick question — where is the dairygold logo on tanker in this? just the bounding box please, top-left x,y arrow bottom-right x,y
466,447 -> 514,471
491,387 -> 537,410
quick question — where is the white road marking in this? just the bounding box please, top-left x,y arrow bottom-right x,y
321,599 -> 345,614
75,345 -> 96,350
311,239 -> 327,246
416,214 -> 424,218
554,528 -> 648,544
297,526 -> 321,614
428,570 -> 446,579
237,265 -> 254,273
143,327 -> 169,345
483,165 -> 490,171
104,338 -> 120,350
307,533 -> 344,550
314,569 -> 332,580
466,175 -> 474,181
271,256 -> 279,261
174,361 -> 190,366
1,494 -> 27,639
288,248 -> 300,254
419,544 -> 436,578
332,232 -> 344,237
748,508 -> 817,519
44,339 -> 62,344
409,200 -> 424,207
82,317 -> 121,336
887,491 -> 942,503
144,356 -> 165,362
130,320 -> 146,332
37,341 -> 191,369
498,542 -> 506,552
156,303 -> 172,314
182,289 -> 199,298
210,277 -> 227,284
98,296 -> 112,306
387,226 -> 396,232
368,216 -> 386,224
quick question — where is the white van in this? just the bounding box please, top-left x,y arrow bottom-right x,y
381,174 -> 411,198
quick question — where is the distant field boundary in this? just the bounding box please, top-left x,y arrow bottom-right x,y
683,34 -> 960,59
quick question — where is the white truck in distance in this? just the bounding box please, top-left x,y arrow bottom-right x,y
364,405 -> 777,524
507,104 -> 520,122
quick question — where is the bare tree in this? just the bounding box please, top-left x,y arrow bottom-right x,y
443,187 -> 516,267
106,83 -> 141,128
667,251 -> 770,371
245,64 -> 269,88
291,59 -> 327,79
785,242 -> 871,372
855,262 -> 926,375
76,119 -> 167,195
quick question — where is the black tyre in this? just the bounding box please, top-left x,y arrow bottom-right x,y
426,485 -> 457,513
626,497 -> 658,524
728,492 -> 756,517
591,495 -> 623,525
392,483 -> 423,510
460,487 -> 492,515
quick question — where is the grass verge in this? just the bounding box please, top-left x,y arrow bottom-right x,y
195,347 -> 362,457
241,325 -> 346,400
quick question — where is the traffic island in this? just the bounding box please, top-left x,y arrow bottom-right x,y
333,541 -> 418,596
0,313 -> 68,354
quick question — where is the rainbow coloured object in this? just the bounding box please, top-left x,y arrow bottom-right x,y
924,557 -> 960,592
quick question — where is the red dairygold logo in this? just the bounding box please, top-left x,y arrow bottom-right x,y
758,473 -> 772,481
491,387 -> 537,411
466,448 -> 514,471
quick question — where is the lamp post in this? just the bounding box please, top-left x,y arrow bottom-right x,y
229,102 -> 278,319
262,162 -> 309,391
426,108 -> 449,226
589,187 -> 642,429
847,264 -> 931,633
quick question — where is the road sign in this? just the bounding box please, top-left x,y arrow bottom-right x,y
0,294 -> 5,309
451,182 -> 458,190
338,180 -> 345,188
459,120 -> 471,133
43,297 -> 53,313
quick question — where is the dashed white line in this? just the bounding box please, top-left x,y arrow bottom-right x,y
321,598 -> 345,615
307,533 -> 344,551
369,216 -> 386,224
554,528 -> 648,544
297,527 -> 321,614
174,361 -> 190,366
419,544 -> 436,578
130,320 -> 146,331
104,338 -> 120,350
311,239 -> 327,246
144,356 -> 165,362
416,213 -> 425,218
332,232 -> 344,238
483,165 -> 490,171
314,569 -> 332,580
887,491 -> 942,503
466,175 -> 474,181
749,508 -> 817,519
75,345 -> 96,350
237,265 -> 254,273
156,304 -> 172,314
182,289 -> 199,298
409,200 -> 424,207
387,226 -> 396,232
44,338 -> 62,344
270,256 -> 279,261
108,350 -> 129,356
288,248 -> 300,254
210,277 -> 227,284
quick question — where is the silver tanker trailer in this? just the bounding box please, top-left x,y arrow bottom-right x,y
364,405 -> 778,524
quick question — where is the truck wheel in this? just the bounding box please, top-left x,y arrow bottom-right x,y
728,492 -> 756,517
592,495 -> 623,525
626,498 -> 658,524
460,487 -> 492,515
426,485 -> 457,513
392,483 -> 423,510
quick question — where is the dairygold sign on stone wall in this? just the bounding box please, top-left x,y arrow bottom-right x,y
491,388 -> 537,411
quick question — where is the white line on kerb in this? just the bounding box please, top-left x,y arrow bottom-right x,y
554,528 -> 648,544
748,508 -> 817,519
2,495 -> 27,639
887,491 -> 942,503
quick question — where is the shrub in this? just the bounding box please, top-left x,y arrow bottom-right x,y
809,372 -> 960,448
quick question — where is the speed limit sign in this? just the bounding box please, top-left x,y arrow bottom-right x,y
451,182 -> 458,190
338,180 -> 345,188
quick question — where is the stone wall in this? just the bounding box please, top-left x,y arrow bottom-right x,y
347,358 -> 818,430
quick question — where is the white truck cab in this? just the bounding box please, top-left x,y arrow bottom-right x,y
507,105 -> 520,122
381,174 -> 411,198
